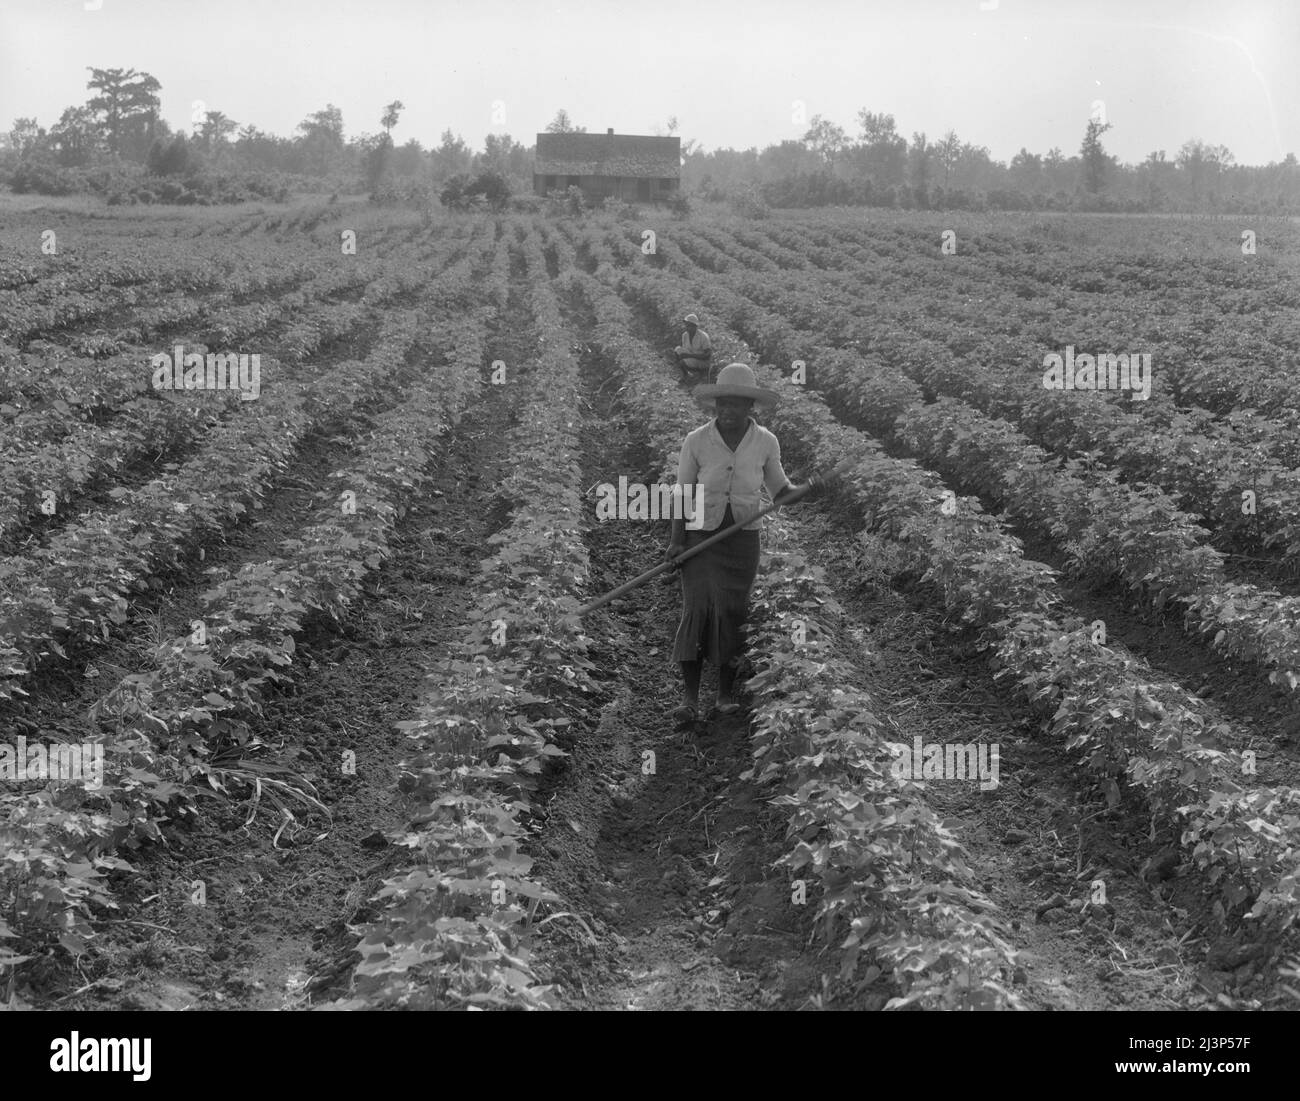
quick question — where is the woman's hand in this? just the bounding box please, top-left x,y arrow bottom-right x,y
665,541 -> 685,567
774,482 -> 812,506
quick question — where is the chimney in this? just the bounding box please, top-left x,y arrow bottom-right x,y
607,128 -> 614,135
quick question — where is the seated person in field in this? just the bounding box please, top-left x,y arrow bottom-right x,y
674,313 -> 712,381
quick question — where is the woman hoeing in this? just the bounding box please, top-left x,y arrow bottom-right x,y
666,363 -> 811,727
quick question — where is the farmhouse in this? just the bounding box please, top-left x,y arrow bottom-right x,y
534,129 -> 680,203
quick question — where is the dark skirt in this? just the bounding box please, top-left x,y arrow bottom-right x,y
672,509 -> 761,668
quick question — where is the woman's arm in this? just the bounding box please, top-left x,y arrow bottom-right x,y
773,480 -> 812,506
667,437 -> 698,562
764,436 -> 810,506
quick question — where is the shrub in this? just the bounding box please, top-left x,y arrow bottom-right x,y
544,185 -> 586,217
729,183 -> 769,219
9,159 -> 78,196
6,156 -> 291,206
465,169 -> 511,211
438,170 -> 511,212
439,173 -> 470,210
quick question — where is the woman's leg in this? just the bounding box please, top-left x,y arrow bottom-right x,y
717,660 -> 738,707
713,531 -> 760,710
680,659 -> 702,711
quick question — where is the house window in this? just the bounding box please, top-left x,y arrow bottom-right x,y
637,179 -> 651,201
544,175 -> 556,189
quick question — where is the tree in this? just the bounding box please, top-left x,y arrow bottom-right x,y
803,115 -> 847,167
661,115 -> 699,161
956,141 -> 995,191
856,110 -> 898,145
381,100 -> 403,137
49,106 -> 100,166
391,138 -> 427,178
357,132 -> 391,191
296,103 -> 345,175
234,124 -> 285,171
466,169 -> 511,211
1080,118 -> 1113,193
85,67 -> 161,160
440,174 -> 469,209
1278,153 -> 1299,212
1041,146 -> 1068,191
199,110 -> 237,162
936,129 -> 961,188
1174,139 -> 1233,207
146,138 -> 166,175
431,129 -> 472,179
1175,139 -> 1208,202
909,131 -> 932,201
545,109 -> 585,134
480,132 -> 525,176
1201,143 -> 1234,209
1139,149 -> 1173,208
758,139 -> 816,180
1009,147 -> 1043,190
8,118 -> 45,158
854,110 -> 907,187
159,133 -> 190,176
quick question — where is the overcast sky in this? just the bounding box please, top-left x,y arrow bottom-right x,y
1,0 -> 1296,166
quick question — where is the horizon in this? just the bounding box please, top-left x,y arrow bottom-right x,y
1,0 -> 1296,168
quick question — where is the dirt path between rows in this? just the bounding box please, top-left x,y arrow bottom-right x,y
525,317 -> 822,1009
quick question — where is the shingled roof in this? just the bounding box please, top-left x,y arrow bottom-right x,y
535,132 -> 681,178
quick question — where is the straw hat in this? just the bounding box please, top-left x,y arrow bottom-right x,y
693,363 -> 779,411
683,313 -> 700,325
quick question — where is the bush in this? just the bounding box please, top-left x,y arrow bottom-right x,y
439,170 -> 512,212
439,174 -> 470,210
9,159 -> 78,196
666,192 -> 691,217
544,185 -> 586,216
157,135 -> 190,177
465,169 -> 511,211
371,179 -> 432,209
729,184 -> 769,219
758,171 -> 854,209
6,155 -> 290,205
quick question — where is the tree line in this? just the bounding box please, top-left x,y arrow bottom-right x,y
690,112 -> 1297,215
3,69 -> 1295,214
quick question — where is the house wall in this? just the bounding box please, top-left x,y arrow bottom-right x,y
532,174 -> 680,202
